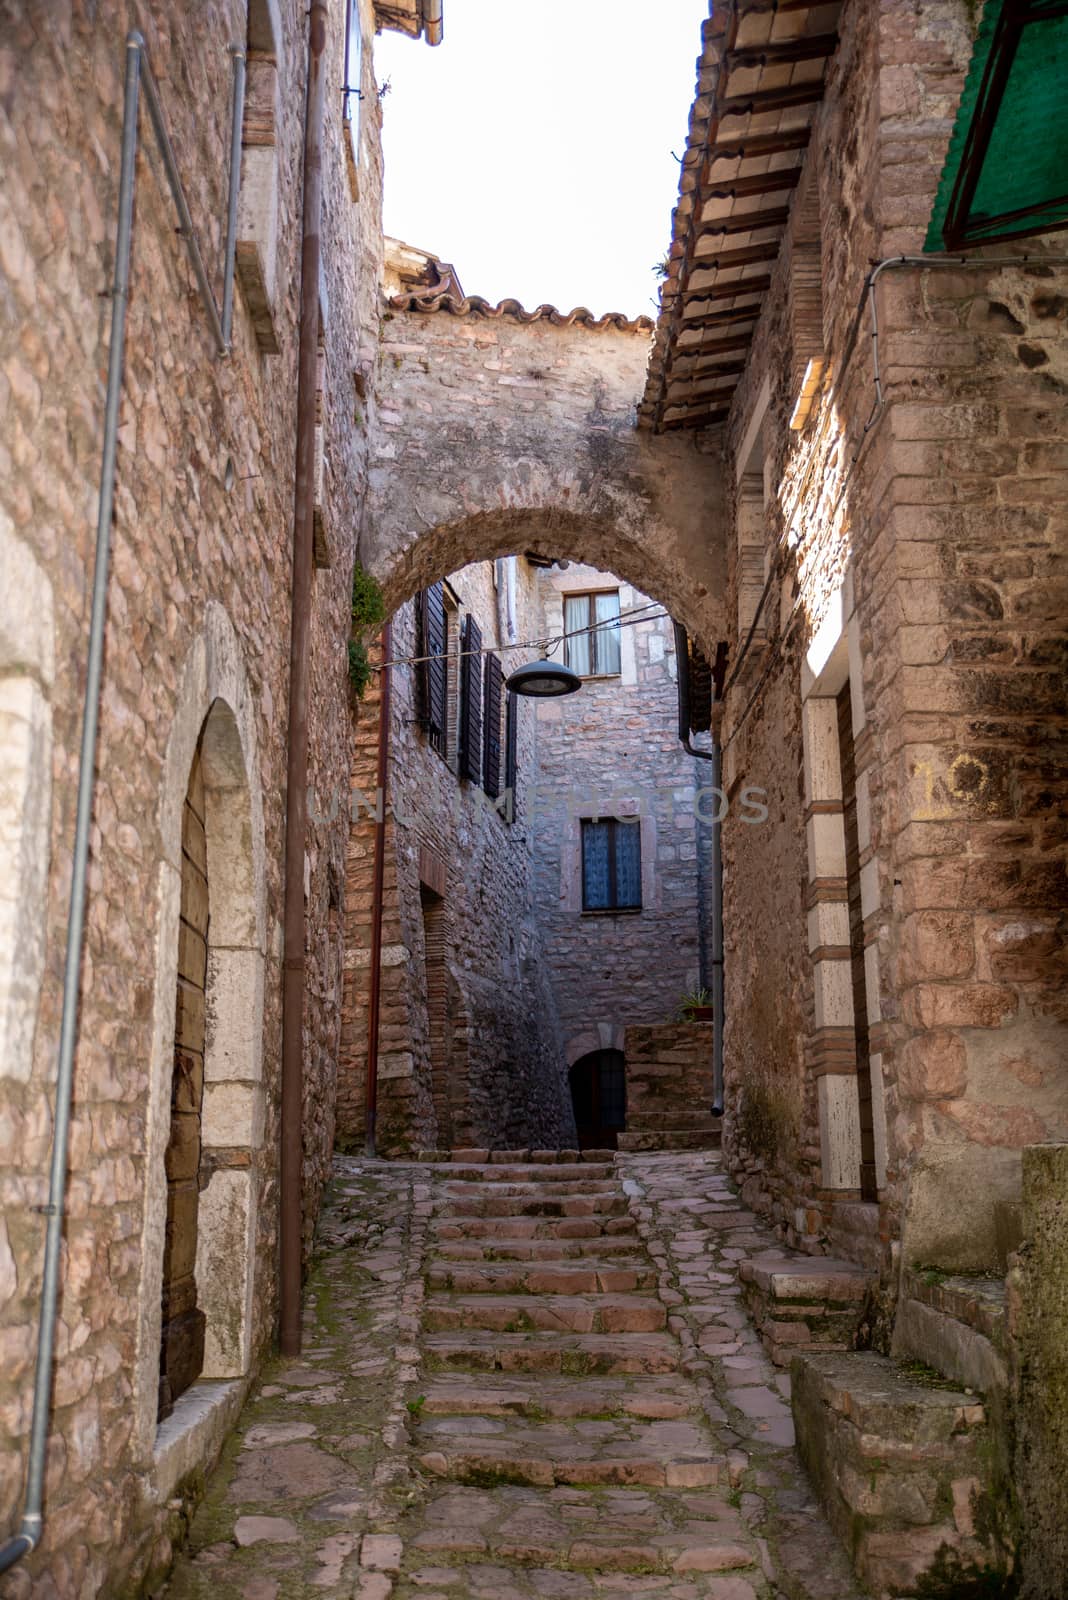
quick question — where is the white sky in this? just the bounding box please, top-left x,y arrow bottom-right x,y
374,1 -> 709,320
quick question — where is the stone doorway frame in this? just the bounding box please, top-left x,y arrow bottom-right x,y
133,603 -> 267,1473
800,575 -> 888,1198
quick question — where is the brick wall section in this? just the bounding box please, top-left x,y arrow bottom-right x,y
716,0 -> 1068,1277
531,564 -> 708,1052
624,1024 -> 714,1135
0,1 -> 389,1590
340,558 -> 574,1154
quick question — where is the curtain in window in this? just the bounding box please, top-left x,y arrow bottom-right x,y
614,819 -> 641,907
582,821 -> 611,909
594,590 -> 621,676
564,595 -> 591,676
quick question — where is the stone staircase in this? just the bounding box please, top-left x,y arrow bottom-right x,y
397,1149 -> 766,1595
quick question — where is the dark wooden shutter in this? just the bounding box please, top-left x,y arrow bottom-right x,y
483,654 -> 503,799
458,614 -> 482,783
423,582 -> 447,756
504,690 -> 518,821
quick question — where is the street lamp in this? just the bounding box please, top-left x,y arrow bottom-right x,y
506,660 -> 582,698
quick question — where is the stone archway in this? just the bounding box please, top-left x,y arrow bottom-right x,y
135,604 -> 267,1469
362,507 -> 728,668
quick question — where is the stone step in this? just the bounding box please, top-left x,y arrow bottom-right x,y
435,1234 -> 642,1262
444,1192 -> 630,1220
426,1258 -> 657,1296
419,1374 -> 698,1421
423,1293 -> 666,1336
423,1330 -> 682,1376
403,1483 -> 754,1577
792,1350 -> 1008,1597
617,1126 -> 722,1152
739,1250 -> 872,1368
415,1414 -> 724,1490
893,1269 -> 1008,1395
442,1163 -> 617,1184
428,1152 -> 617,1164
441,1177 -> 620,1199
433,1214 -> 637,1242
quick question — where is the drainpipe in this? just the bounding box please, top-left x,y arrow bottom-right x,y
365,622 -> 392,1158
0,30 -> 246,1576
279,0 -> 328,1360
708,703 -> 725,1119
421,0 -> 444,46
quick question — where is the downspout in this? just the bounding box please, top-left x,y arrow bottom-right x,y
421,0 -> 444,46
279,0 -> 328,1360
708,703 -> 725,1119
365,622 -> 392,1158
0,31 -> 244,1577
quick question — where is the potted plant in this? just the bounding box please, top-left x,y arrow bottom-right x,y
674,987 -> 714,1023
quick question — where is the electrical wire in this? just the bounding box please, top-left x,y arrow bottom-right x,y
371,598 -> 670,672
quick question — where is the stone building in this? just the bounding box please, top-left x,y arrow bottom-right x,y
339,553 -> 573,1156
2,0 -> 1068,1595
339,548 -> 714,1154
0,2 -> 440,1593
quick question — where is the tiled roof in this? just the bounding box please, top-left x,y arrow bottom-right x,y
639,0 -> 843,433
387,289 -> 654,333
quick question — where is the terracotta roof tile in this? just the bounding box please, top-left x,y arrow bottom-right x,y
388,289 -> 654,334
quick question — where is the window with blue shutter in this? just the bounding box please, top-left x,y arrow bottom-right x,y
581,818 -> 642,912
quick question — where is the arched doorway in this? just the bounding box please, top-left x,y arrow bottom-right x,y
569,1049 -> 627,1151
159,736 -> 209,1420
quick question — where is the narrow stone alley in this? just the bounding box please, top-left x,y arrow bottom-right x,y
161,1152 -> 863,1600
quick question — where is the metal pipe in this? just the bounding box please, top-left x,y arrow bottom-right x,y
221,46 -> 247,349
279,0 -> 328,1359
421,0 -> 444,46
365,621 -> 392,1158
0,31 -> 143,1580
138,44 -> 228,356
709,706 -> 725,1119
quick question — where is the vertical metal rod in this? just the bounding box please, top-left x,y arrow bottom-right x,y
138,47 -> 228,355
280,0 -> 328,1360
709,709 -> 725,1118
0,32 -> 143,1581
222,47 -> 246,349
365,622 -> 392,1159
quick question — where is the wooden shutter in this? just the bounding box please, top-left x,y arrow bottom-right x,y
483,654 -> 503,799
423,583 -> 447,756
458,614 -> 482,783
504,690 -> 518,821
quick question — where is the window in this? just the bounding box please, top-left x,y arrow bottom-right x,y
581,818 -> 641,912
458,614 -> 482,784
416,582 -> 451,761
483,654 -> 503,800
342,0 -> 363,200
504,688 -> 519,823
564,590 -> 621,677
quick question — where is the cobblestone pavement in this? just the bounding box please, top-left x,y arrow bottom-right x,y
161,1152 -> 862,1600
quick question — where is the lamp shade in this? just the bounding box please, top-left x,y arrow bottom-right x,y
505,659 -> 582,698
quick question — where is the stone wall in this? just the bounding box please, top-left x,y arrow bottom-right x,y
360,286 -> 729,660
0,1 -> 392,1591
531,563 -> 709,1057
1008,1143 -> 1068,1598
339,557 -> 574,1154
623,1023 -> 714,1136
715,0 -> 1068,1281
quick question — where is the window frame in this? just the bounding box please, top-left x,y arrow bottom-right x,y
342,0 -> 364,196
580,816 -> 642,915
563,589 -> 622,679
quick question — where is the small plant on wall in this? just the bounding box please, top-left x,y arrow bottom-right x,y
673,987 -> 714,1022
348,563 -> 385,699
